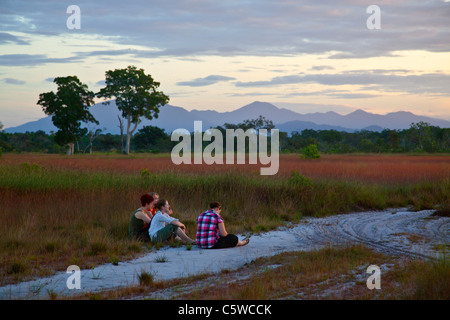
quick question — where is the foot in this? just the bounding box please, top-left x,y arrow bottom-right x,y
237,238 -> 250,247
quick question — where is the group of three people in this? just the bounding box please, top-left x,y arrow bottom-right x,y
129,193 -> 250,249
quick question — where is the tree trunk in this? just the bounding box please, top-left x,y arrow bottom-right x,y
118,115 -> 125,154
125,115 -> 140,155
67,143 -> 75,155
89,131 -> 93,154
125,115 -> 131,155
126,133 -> 132,155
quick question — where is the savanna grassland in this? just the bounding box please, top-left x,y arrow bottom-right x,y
1,153 -> 449,290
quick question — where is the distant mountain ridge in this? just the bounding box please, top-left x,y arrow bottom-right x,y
4,101 -> 450,135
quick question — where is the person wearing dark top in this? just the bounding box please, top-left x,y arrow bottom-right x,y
129,194 -> 154,241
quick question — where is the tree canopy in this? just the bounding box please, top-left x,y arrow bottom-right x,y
37,76 -> 98,155
97,65 -> 169,154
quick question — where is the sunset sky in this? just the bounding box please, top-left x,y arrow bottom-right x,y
1,0 -> 450,128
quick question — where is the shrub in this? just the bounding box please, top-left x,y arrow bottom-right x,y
138,271 -> 154,286
288,171 -> 313,187
301,144 -> 320,159
140,168 -> 154,178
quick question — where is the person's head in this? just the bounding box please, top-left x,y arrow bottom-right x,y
140,194 -> 154,208
155,198 -> 169,213
149,192 -> 159,202
209,201 -> 221,212
149,192 -> 159,208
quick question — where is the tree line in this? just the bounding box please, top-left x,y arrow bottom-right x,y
1,119 -> 449,155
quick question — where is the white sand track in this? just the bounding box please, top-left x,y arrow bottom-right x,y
0,208 -> 448,299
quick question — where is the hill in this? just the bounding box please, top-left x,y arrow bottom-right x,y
4,101 -> 450,134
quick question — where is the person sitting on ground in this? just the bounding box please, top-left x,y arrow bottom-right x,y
148,192 -> 159,217
129,193 -> 155,242
148,198 -> 195,244
196,202 -> 250,249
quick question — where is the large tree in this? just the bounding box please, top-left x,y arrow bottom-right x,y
97,65 -> 169,155
37,76 -> 98,155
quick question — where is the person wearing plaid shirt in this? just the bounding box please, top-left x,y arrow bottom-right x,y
196,202 -> 250,249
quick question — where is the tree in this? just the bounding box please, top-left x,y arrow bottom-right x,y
37,76 -> 98,155
242,115 -> 275,131
84,127 -> 103,154
133,125 -> 172,152
219,115 -> 274,132
408,122 -> 434,152
97,66 -> 169,155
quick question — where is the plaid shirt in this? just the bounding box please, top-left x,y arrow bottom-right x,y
196,209 -> 224,249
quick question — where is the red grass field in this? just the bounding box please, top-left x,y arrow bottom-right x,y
3,153 -> 450,184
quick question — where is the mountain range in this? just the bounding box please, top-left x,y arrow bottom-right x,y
4,101 -> 450,135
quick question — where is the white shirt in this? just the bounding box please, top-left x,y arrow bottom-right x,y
148,211 -> 178,239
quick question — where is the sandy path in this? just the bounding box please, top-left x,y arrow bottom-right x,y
0,208 -> 448,299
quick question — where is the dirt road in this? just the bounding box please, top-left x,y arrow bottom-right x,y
1,208 -> 448,299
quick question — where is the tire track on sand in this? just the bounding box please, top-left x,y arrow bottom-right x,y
292,209 -> 448,260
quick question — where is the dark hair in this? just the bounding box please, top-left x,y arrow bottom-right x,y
155,198 -> 167,211
209,202 -> 221,210
140,194 -> 154,206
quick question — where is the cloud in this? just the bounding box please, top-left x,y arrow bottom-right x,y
235,71 -> 450,96
0,54 -> 83,66
3,78 -> 25,85
282,89 -> 378,99
0,32 -> 29,45
310,65 -> 335,71
1,1 -> 449,59
177,75 -> 236,87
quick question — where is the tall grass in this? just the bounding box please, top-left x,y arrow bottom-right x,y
1,155 -> 449,285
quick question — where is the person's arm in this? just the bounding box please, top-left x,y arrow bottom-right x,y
171,219 -> 185,231
135,210 -> 151,224
218,222 -> 228,237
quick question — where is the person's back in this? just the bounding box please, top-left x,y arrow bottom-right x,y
196,202 -> 249,249
129,208 -> 146,240
196,209 -> 222,249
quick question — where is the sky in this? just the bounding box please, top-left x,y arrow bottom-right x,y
1,0 -> 450,128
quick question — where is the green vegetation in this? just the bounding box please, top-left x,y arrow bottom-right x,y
1,121 -> 449,155
96,65 -> 169,155
37,76 -> 98,155
301,144 -> 320,159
